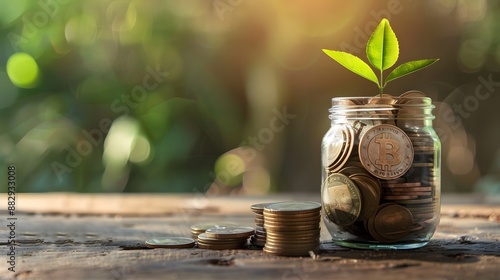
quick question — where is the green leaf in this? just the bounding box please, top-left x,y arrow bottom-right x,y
384,59 -> 439,87
366,18 -> 399,71
322,49 -> 379,86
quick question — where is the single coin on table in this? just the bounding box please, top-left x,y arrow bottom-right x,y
145,237 -> 196,249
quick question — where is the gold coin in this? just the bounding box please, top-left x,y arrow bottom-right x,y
374,204 -> 413,239
265,235 -> 319,243
265,228 -> 321,237
250,237 -> 266,247
264,241 -> 319,249
254,214 -> 264,221
264,201 -> 321,215
254,218 -> 264,226
398,90 -> 427,99
263,246 -> 319,257
359,124 -> 414,180
263,211 -> 320,220
264,243 -> 319,252
369,94 -> 396,105
382,182 -> 421,188
412,212 -> 435,220
338,165 -> 369,177
384,192 -> 431,197
323,125 -> 347,168
393,198 -> 433,204
412,162 -> 434,167
190,222 -> 238,232
251,202 -> 281,214
145,237 -> 196,249
197,242 -> 247,250
204,227 -> 254,239
322,173 -> 361,226
349,174 -> 380,221
197,233 -> 248,243
326,124 -> 355,173
264,223 -> 319,231
383,195 -> 419,200
351,119 -> 384,146
263,216 -> 321,224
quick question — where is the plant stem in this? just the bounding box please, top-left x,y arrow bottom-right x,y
379,70 -> 383,97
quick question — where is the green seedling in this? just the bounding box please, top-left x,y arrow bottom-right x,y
323,18 -> 439,96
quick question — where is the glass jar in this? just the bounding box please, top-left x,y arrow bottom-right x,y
321,93 -> 441,250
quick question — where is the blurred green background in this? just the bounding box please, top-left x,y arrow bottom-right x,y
1,0 -> 499,194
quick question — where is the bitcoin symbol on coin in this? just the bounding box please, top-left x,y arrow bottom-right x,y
374,132 -> 401,171
359,124 -> 414,180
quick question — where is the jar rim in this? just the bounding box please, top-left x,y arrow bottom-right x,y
331,96 -> 433,107
329,96 -> 435,121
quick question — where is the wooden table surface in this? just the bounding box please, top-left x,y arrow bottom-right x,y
0,193 -> 499,280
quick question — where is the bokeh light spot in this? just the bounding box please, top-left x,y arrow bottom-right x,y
129,135 -> 151,163
447,146 -> 475,175
214,153 -> 246,187
6,53 -> 40,88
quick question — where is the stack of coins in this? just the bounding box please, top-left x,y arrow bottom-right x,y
322,91 -> 439,243
263,202 -> 321,257
196,226 -> 254,250
250,203 -> 275,247
190,222 -> 238,239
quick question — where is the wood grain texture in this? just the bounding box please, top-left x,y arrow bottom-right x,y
0,194 -> 499,280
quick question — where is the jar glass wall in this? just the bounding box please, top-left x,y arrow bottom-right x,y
321,94 -> 441,250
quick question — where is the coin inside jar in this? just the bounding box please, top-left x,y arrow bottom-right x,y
367,203 -> 414,242
322,173 -> 361,226
358,124 -> 414,180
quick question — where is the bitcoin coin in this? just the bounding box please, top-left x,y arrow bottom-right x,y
322,173 -> 361,226
145,237 -> 196,249
359,124 -> 414,180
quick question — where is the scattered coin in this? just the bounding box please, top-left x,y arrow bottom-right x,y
204,227 -> 254,239
145,237 -> 196,249
190,221 -> 238,238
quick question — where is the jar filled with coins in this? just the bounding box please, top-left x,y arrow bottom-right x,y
321,91 -> 441,249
